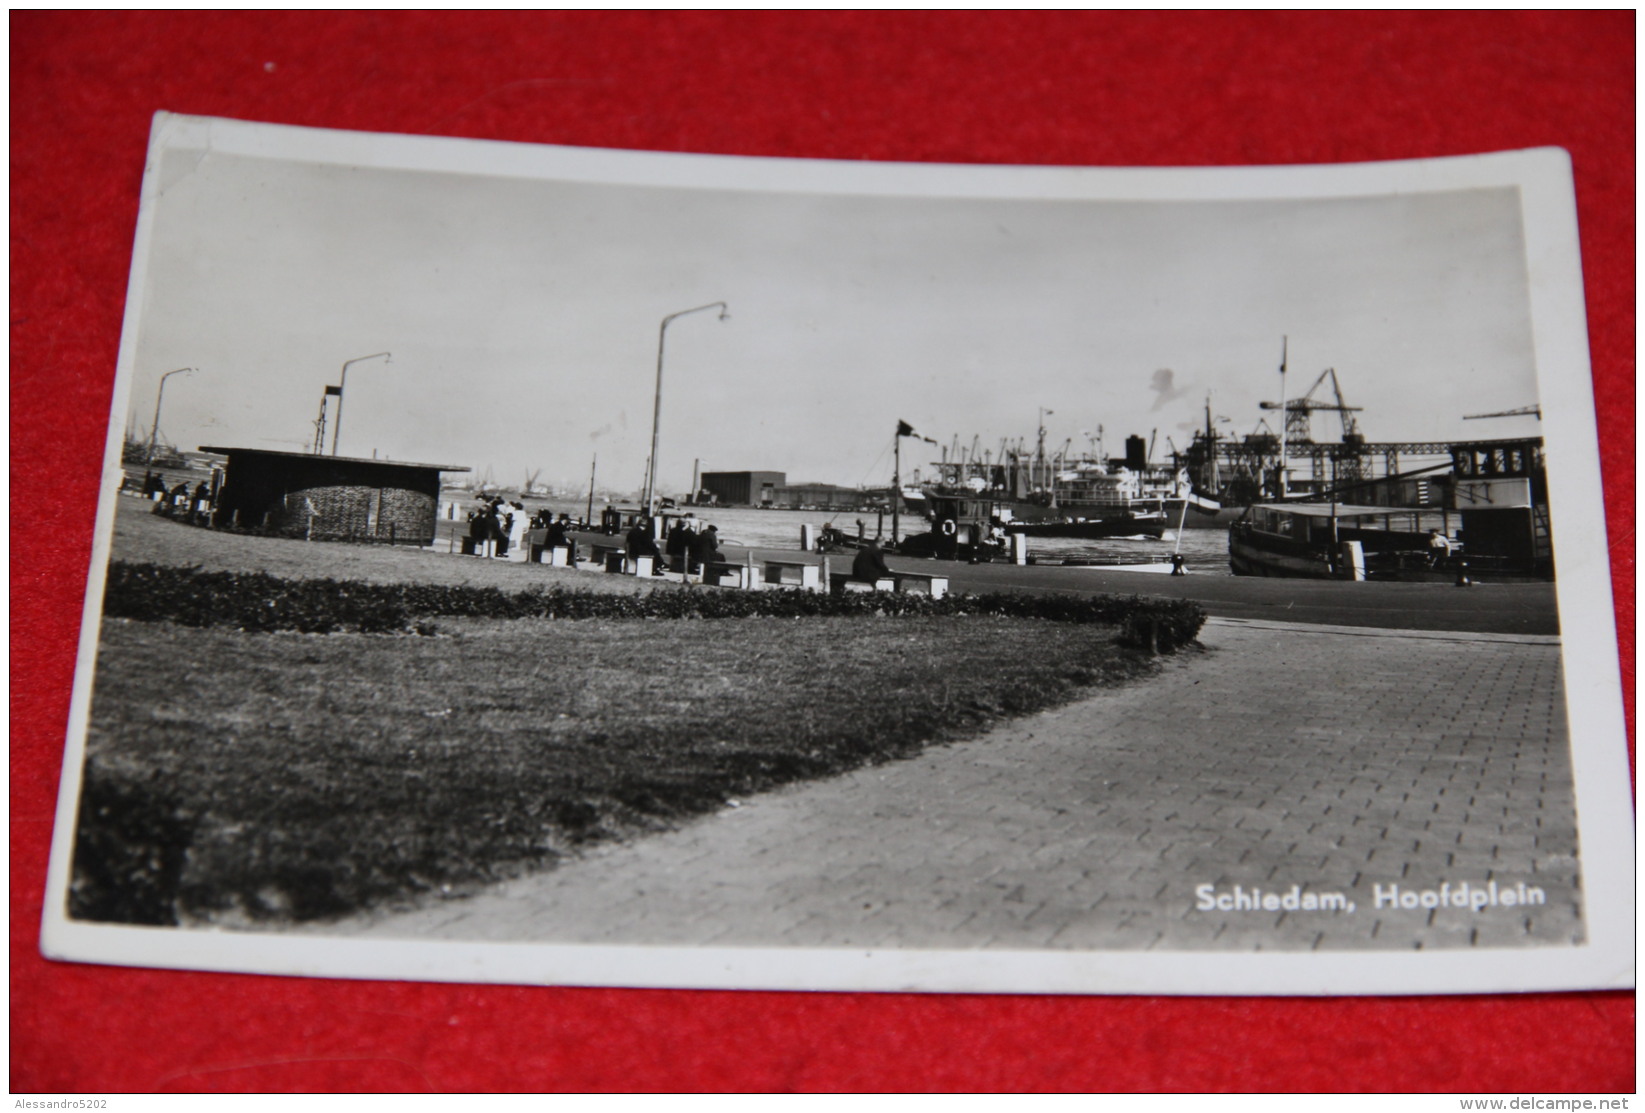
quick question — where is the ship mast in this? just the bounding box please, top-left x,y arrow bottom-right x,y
892,423 -> 902,544
1205,394 -> 1221,494
1276,337 -> 1289,498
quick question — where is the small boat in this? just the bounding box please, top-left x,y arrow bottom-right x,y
1229,502 -> 1549,582
1228,437 -> 1553,582
894,493 -> 1016,563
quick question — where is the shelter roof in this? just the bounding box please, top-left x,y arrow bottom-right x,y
199,446 -> 470,472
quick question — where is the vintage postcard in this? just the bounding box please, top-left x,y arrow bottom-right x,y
40,114 -> 1632,994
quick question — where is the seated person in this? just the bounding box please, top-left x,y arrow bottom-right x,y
689,524 -> 721,574
852,539 -> 893,582
626,518 -> 662,568
1427,529 -> 1455,564
545,514 -> 578,562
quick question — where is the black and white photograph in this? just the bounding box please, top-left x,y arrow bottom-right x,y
41,114 -> 1632,995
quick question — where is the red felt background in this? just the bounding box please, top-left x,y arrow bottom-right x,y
10,11 -> 1634,1094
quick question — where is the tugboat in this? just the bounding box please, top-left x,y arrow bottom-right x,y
896,492 -> 1014,562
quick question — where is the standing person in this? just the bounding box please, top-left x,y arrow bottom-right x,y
665,514 -> 693,572
507,501 -> 529,561
491,499 -> 513,557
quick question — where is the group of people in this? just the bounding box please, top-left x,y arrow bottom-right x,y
143,474 -> 213,523
462,500 -> 907,587
467,497 -> 528,557
661,512 -> 722,574
613,510 -> 725,575
467,498 -> 583,561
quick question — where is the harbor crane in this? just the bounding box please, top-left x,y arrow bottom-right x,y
1464,405 -> 1542,420
1262,365 -> 1367,486
1260,366 -> 1364,444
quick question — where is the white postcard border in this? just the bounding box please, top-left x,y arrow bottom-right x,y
38,114 -> 1634,996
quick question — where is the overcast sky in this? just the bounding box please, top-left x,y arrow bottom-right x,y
126,147 -> 1543,494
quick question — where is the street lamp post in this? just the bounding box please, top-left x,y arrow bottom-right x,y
146,366 -> 195,469
330,351 -> 392,457
643,302 -> 729,515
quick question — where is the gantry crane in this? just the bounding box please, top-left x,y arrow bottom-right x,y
1464,405 -> 1542,420
1260,360 -> 1366,485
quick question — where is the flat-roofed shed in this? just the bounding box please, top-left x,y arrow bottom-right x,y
200,446 -> 469,545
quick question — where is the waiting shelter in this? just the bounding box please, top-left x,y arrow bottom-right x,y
201,446 -> 469,545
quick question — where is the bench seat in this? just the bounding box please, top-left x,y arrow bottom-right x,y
701,561 -> 755,588
829,572 -> 894,595
891,571 -> 949,599
763,559 -> 821,589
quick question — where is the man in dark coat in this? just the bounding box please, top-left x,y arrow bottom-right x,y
665,516 -> 693,571
852,538 -> 894,582
626,517 -> 663,573
688,523 -> 720,575
545,513 -> 577,563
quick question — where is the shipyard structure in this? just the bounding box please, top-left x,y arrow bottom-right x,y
697,470 -> 884,512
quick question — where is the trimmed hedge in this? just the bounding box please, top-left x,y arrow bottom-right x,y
104,562 -> 1207,652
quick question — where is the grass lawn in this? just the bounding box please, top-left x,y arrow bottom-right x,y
106,496 -> 653,594
72,500 -> 1199,928
76,610 -> 1164,926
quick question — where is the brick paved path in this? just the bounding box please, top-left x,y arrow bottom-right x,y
333,617 -> 1580,952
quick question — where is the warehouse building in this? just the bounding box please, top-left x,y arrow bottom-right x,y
698,470 -> 786,507
769,482 -> 874,511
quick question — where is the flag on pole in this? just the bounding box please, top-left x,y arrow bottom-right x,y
324,384 -> 342,396
896,419 -> 938,444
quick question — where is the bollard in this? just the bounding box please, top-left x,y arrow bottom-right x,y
800,523 -> 816,551
1170,553 -> 1187,576
1009,533 -> 1029,565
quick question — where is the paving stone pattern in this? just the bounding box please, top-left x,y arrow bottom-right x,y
337,617 -> 1581,952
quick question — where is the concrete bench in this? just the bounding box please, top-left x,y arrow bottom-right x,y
592,543 -> 623,569
763,559 -> 821,590
702,561 -> 755,588
829,572 -> 894,595
461,536 -> 498,557
892,571 -> 949,600
530,544 -> 571,566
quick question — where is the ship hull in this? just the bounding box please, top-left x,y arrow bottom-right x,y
1007,516 -> 1169,540
1229,525 -> 1549,583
